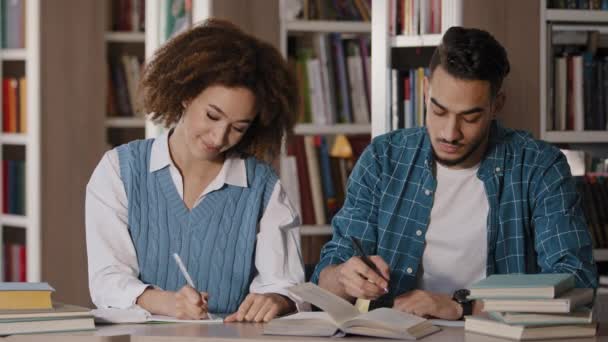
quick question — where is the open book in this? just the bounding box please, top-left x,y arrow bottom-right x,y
91,306 -> 223,324
264,283 -> 440,340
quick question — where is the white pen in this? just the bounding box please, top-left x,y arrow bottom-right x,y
173,253 -> 208,305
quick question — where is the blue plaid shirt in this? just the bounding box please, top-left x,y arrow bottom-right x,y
311,121 -> 597,300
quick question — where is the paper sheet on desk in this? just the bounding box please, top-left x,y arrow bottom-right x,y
91,307 -> 223,324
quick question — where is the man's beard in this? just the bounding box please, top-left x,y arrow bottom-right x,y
433,133 -> 488,167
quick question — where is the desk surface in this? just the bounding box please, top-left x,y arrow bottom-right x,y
4,323 -> 608,342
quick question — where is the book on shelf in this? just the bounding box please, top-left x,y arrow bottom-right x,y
295,0 -> 370,21
3,241 -> 25,282
264,282 -> 440,340
286,135 -> 370,227
161,0 -> 192,42
468,273 -> 575,299
486,308 -> 593,326
110,0 -> 146,32
289,34 -> 371,126
2,159 -> 26,216
2,0 -> 25,49
0,282 -> 54,310
2,77 -> 26,134
465,316 -> 596,341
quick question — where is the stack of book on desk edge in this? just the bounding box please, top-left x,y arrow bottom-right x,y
464,274 -> 596,340
0,282 -> 94,335
264,282 -> 440,340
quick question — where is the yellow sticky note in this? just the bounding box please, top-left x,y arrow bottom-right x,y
355,298 -> 370,313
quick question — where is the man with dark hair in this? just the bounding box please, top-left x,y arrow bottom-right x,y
311,27 -> 597,320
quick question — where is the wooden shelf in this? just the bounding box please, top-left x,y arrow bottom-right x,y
542,131 -> 608,143
106,117 -> 146,128
595,249 -> 608,262
285,20 -> 370,33
300,225 -> 333,236
1,214 -> 28,228
0,49 -> 27,61
294,123 -> 371,135
0,133 -> 28,145
104,31 -> 145,43
391,34 -> 442,48
546,9 -> 608,22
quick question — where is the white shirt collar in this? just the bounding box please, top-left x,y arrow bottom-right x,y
149,130 -> 248,188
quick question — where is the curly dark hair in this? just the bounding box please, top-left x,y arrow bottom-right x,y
429,26 -> 510,99
140,18 -> 298,162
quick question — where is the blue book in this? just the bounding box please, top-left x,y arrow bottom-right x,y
0,282 -> 54,292
487,308 -> 593,326
468,274 -> 575,299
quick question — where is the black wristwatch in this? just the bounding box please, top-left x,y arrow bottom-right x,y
452,289 -> 473,320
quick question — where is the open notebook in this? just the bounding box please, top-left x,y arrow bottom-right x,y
91,306 -> 223,324
264,283 -> 440,340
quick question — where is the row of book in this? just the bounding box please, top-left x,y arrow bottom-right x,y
576,175 -> 608,248
2,159 -> 25,216
284,135 -> 369,226
390,67 -> 429,130
549,0 -> 608,9
107,55 -> 144,118
549,47 -> 608,131
295,0 -> 371,21
0,283 -> 95,335
389,0 -> 463,36
2,241 -> 25,282
391,0 -> 444,36
0,0 -> 24,49
465,274 -> 595,340
2,77 -> 26,133
289,34 -> 371,125
110,0 -> 145,32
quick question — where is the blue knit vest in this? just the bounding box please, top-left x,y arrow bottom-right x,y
117,139 -> 277,314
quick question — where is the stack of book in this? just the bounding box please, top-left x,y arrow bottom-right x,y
0,282 -> 94,336
465,274 -> 596,340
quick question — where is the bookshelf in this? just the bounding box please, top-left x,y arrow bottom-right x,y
277,0 -> 371,267
540,0 -> 608,143
0,0 -> 40,282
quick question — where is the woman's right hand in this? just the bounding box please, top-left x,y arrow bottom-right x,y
174,285 -> 209,320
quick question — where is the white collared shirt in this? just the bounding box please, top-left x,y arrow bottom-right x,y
85,131 -> 305,310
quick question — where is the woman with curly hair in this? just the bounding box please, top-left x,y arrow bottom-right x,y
85,18 -> 303,323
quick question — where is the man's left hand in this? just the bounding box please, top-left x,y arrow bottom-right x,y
225,293 -> 294,323
392,290 -> 461,320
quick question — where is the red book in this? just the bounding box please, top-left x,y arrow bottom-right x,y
2,79 -> 10,132
288,136 -> 315,225
18,244 -> 26,281
4,242 -> 12,281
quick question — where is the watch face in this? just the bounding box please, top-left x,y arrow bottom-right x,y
454,289 -> 471,302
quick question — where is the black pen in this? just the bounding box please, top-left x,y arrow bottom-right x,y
349,236 -> 389,293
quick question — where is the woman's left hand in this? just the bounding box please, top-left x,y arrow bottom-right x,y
224,293 -> 295,323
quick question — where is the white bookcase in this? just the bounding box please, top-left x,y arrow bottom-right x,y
0,0 -> 41,282
278,0 -> 372,238
540,0 -> 608,143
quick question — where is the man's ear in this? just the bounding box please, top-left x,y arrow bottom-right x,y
492,91 -> 506,117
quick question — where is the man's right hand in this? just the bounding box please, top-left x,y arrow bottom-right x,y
174,285 -> 209,320
336,256 -> 390,300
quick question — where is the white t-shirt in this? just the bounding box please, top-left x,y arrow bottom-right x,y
416,162 -> 489,295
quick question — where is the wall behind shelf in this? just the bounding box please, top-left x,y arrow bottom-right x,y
40,0 -> 106,306
462,0 -> 540,138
